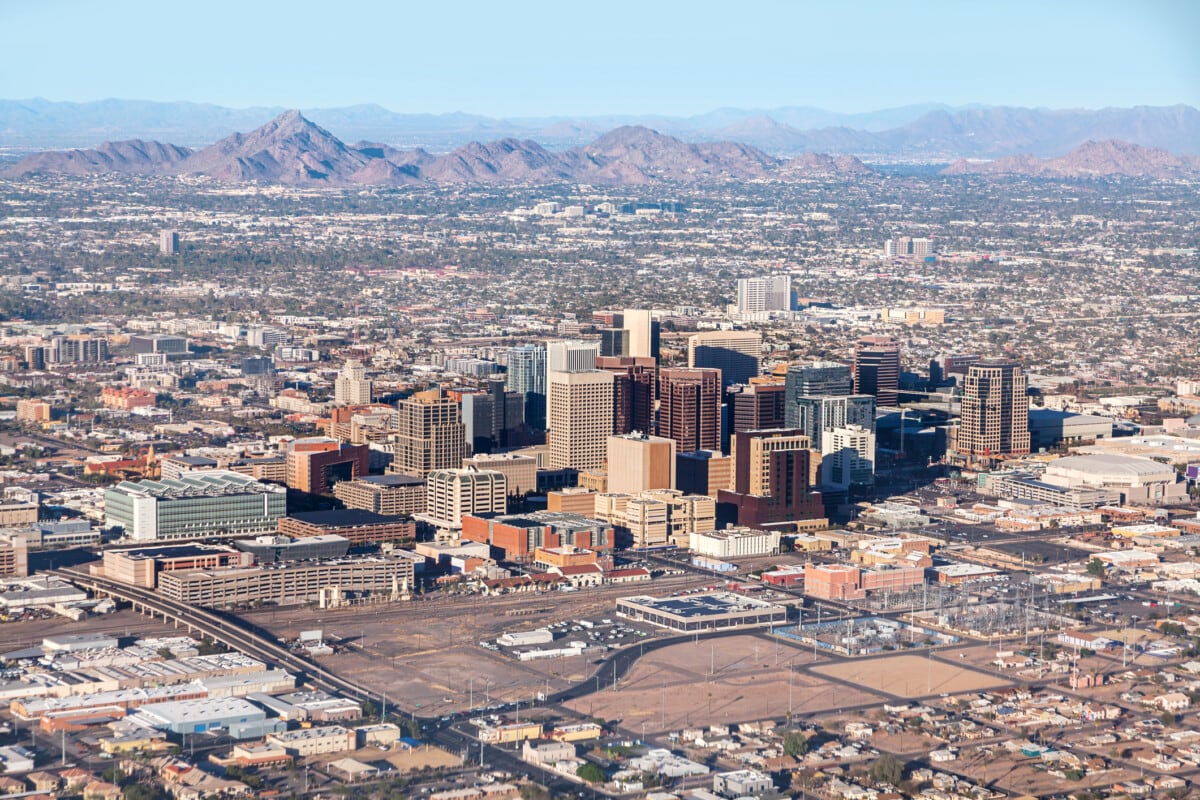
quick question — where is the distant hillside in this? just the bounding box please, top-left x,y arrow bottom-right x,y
942,140 -> 1200,178
3,112 -> 873,187
2,99 -> 1197,158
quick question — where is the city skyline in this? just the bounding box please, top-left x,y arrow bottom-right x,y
2,1 -> 1197,115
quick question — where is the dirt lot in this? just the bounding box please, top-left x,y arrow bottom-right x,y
236,580 -> 696,714
812,653 -> 1012,699
563,635 -> 885,735
951,745 -> 1139,797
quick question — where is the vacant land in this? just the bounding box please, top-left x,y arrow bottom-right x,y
812,653 -> 1012,698
564,635 -> 884,735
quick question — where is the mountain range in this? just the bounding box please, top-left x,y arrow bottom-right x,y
3,111 -> 874,186
942,140 -> 1200,178
1,99 -> 1198,159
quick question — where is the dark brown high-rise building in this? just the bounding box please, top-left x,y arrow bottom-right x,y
727,378 -> 786,436
596,356 -> 656,435
658,368 -> 721,453
853,335 -> 901,406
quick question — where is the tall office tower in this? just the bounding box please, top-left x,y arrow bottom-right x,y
822,424 -> 876,489
956,359 -> 1031,457
785,361 -> 853,402
736,275 -> 792,313
334,359 -> 372,406
719,428 -> 824,529
727,379 -> 787,436
424,468 -> 507,530
390,389 -> 468,477
787,395 -> 876,451
507,345 -> 547,429
462,379 -> 526,453
547,340 -> 600,373
658,368 -> 722,453
547,370 -> 614,470
160,229 -> 180,256
23,345 -> 45,370
853,335 -> 901,406
607,432 -> 676,495
621,309 -> 659,359
598,327 -> 630,357
596,356 -> 656,435
687,330 -> 762,387
675,450 -> 733,498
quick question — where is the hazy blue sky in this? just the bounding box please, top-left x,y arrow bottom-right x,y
2,0 -> 1196,115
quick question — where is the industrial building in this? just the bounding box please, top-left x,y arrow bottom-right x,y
131,697 -> 285,739
615,591 -> 787,632
104,472 -> 287,541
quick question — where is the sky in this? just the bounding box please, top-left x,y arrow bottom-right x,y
1,0 -> 1197,116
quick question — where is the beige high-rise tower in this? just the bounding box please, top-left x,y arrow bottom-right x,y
607,432 -> 676,495
956,359 -> 1030,457
547,370 -> 614,470
334,359 -> 372,406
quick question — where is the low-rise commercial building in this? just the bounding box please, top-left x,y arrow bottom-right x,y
690,527 -> 780,559
267,725 -> 357,757
615,591 -> 786,632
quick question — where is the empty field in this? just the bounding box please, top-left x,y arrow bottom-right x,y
812,653 -> 1012,698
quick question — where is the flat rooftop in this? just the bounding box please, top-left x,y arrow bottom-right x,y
286,509 -> 410,527
356,475 -> 426,487
619,591 -> 782,618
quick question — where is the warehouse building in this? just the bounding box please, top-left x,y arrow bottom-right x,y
131,697 -> 285,739
615,591 -> 786,632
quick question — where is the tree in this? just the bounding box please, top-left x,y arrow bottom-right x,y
123,786 -> 165,800
519,784 -> 551,800
1086,558 -> 1106,577
576,763 -> 606,784
1160,710 -> 1177,727
783,730 -> 808,757
868,754 -> 903,786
